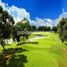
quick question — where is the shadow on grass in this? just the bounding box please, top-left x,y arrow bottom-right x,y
65,43 -> 67,45
0,48 -> 28,67
17,41 -> 39,45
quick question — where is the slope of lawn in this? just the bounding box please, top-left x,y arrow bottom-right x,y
0,32 -> 67,67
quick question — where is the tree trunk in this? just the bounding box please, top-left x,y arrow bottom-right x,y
18,42 -> 19,45
23,37 -> 25,43
1,40 -> 6,52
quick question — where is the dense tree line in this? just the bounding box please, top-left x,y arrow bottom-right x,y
57,18 -> 67,42
52,26 -> 57,32
38,26 -> 51,31
29,25 -> 37,31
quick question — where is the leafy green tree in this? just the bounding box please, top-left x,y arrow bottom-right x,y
38,26 -> 42,31
46,27 -> 51,31
38,26 -> 51,31
13,18 -> 30,44
30,25 -> 37,31
16,18 -> 30,30
12,25 -> 21,44
63,20 -> 67,41
57,18 -> 67,42
52,26 -> 57,32
0,6 -> 15,51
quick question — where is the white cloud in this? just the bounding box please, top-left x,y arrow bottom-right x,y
31,11 -> 67,27
0,0 -> 53,27
54,11 -> 67,26
8,6 -> 30,22
1,0 -> 67,27
30,17 -> 53,27
0,0 -> 30,22
0,0 -> 55,27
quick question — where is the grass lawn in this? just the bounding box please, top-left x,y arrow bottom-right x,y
0,32 -> 67,67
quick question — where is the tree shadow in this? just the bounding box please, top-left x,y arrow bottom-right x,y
7,55 -> 28,67
0,48 -> 28,67
4,48 -> 28,54
18,41 -> 39,45
65,43 -> 67,45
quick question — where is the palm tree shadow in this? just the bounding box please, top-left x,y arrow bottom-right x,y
0,48 -> 28,67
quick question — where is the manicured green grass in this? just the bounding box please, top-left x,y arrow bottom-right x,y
0,32 -> 67,67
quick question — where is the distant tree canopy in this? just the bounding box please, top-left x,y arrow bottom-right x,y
38,26 -> 51,31
29,25 -> 37,31
57,18 -> 67,42
0,6 -> 15,51
52,26 -> 57,32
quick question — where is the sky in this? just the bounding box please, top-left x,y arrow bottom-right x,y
1,0 -> 67,27
2,0 -> 63,19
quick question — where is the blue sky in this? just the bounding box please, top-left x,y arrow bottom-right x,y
2,0 -> 67,20
1,0 -> 67,27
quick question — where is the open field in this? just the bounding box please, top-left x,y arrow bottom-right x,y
0,32 -> 67,67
